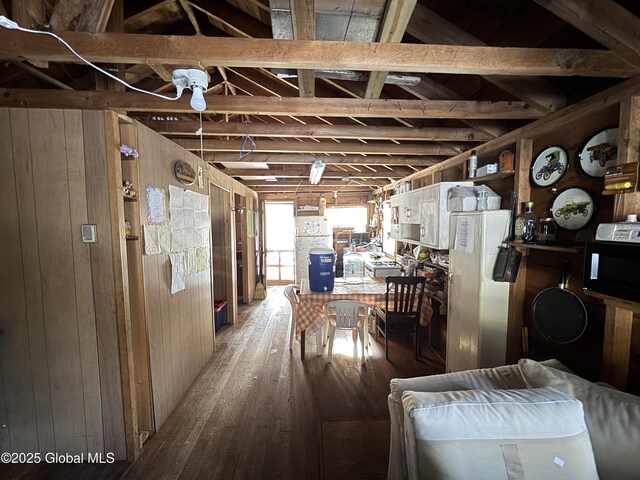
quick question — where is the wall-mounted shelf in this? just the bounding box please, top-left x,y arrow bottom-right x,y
126,235 -> 139,241
421,260 -> 449,272
507,241 -> 584,254
123,194 -> 138,202
473,170 -> 515,182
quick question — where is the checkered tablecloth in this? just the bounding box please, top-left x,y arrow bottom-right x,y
297,277 -> 388,336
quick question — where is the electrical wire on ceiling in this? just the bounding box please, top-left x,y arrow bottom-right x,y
0,15 -> 186,103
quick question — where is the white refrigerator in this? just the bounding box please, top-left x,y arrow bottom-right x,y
446,210 -> 511,373
294,216 -> 333,285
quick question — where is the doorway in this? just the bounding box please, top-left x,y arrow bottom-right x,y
210,183 -> 236,326
265,202 -> 295,285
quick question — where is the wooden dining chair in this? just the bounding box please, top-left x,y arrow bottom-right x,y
324,301 -> 369,364
375,276 -> 426,360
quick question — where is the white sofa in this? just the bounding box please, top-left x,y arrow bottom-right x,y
388,359 -> 640,480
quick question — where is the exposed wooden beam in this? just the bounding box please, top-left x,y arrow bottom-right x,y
10,61 -> 74,90
406,4 -> 567,113
0,89 -> 543,120
175,138 -> 456,155
222,168 -> 408,178
245,179 -> 385,187
178,0 -> 202,35
147,63 -> 174,83
533,0 -> 640,69
364,0 -> 416,100
251,185 -> 375,193
145,120 -> 491,142
50,0 -> 116,32
189,0 -> 272,38
12,0 -> 45,29
1,32 -> 636,77
11,0 -> 47,68
207,153 -> 437,166
0,2 -> 6,16
289,0 -> 316,98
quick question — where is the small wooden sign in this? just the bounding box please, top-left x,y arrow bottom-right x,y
174,160 -> 196,185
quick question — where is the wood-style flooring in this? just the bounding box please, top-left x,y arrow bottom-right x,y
1,286 -> 444,480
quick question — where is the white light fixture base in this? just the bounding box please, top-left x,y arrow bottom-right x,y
172,68 -> 209,111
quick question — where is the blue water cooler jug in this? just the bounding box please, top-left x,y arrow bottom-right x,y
308,248 -> 336,292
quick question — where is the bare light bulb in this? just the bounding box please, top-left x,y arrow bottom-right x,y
190,86 -> 206,112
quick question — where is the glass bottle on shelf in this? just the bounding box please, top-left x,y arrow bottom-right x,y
468,150 -> 478,178
514,202 -> 537,243
477,185 -> 489,211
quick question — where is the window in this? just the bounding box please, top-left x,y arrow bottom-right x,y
326,207 -> 368,231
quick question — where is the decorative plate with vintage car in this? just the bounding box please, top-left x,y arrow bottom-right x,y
530,145 -> 568,187
577,127 -> 619,178
550,187 -> 595,230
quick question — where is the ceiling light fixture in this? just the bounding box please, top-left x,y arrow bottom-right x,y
172,69 -> 209,112
309,160 -> 326,185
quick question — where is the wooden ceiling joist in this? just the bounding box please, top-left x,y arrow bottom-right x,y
1,31 -> 637,78
406,4 -> 567,113
364,0 -> 416,100
221,167 -> 409,178
289,0 -> 316,98
50,0 -> 116,32
145,120 -> 491,142
205,153 -> 436,166
176,138 -> 457,155
0,89 -> 543,120
533,0 -> 640,69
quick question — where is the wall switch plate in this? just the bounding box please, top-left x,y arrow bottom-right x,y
81,224 -> 97,243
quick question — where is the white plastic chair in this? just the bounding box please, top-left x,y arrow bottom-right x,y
284,284 -> 325,356
324,301 -> 369,364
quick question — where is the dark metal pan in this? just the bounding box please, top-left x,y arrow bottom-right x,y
531,260 -> 588,344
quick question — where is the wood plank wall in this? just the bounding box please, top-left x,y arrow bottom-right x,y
0,108 -> 126,457
134,123 -> 215,430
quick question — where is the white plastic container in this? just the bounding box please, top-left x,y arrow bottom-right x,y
343,247 -> 364,283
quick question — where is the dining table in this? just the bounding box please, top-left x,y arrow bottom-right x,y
296,276 -> 388,360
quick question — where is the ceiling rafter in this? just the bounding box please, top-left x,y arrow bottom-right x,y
144,119 -> 491,141
364,0 -> 416,99
406,4 -> 567,114
205,153 -> 437,166
533,0 -> 640,69
0,89 -> 544,120
174,138 -> 458,155
1,31 -> 636,77
289,0 -> 316,97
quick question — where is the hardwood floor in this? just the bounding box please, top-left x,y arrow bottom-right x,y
1,287 -> 443,480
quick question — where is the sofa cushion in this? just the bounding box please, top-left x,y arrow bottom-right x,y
402,387 -> 598,480
387,360 -> 570,480
519,358 -> 640,480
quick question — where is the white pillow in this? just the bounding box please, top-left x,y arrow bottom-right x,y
402,387 -> 598,480
519,358 -> 640,480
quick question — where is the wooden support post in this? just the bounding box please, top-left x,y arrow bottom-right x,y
506,138 -> 532,363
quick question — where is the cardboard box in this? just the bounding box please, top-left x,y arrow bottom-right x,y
476,163 -> 498,177
447,186 -> 502,211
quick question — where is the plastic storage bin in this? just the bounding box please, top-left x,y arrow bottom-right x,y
214,299 -> 227,332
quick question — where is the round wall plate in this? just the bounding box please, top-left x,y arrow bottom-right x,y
174,160 -> 196,185
550,187 -> 595,230
530,145 -> 568,187
577,127 -> 619,178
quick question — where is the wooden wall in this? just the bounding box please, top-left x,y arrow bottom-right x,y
0,108 -> 126,458
135,123 -> 214,430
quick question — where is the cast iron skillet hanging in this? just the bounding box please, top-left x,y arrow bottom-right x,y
531,260 -> 587,344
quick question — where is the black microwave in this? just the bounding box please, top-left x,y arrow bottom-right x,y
583,241 -> 640,303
